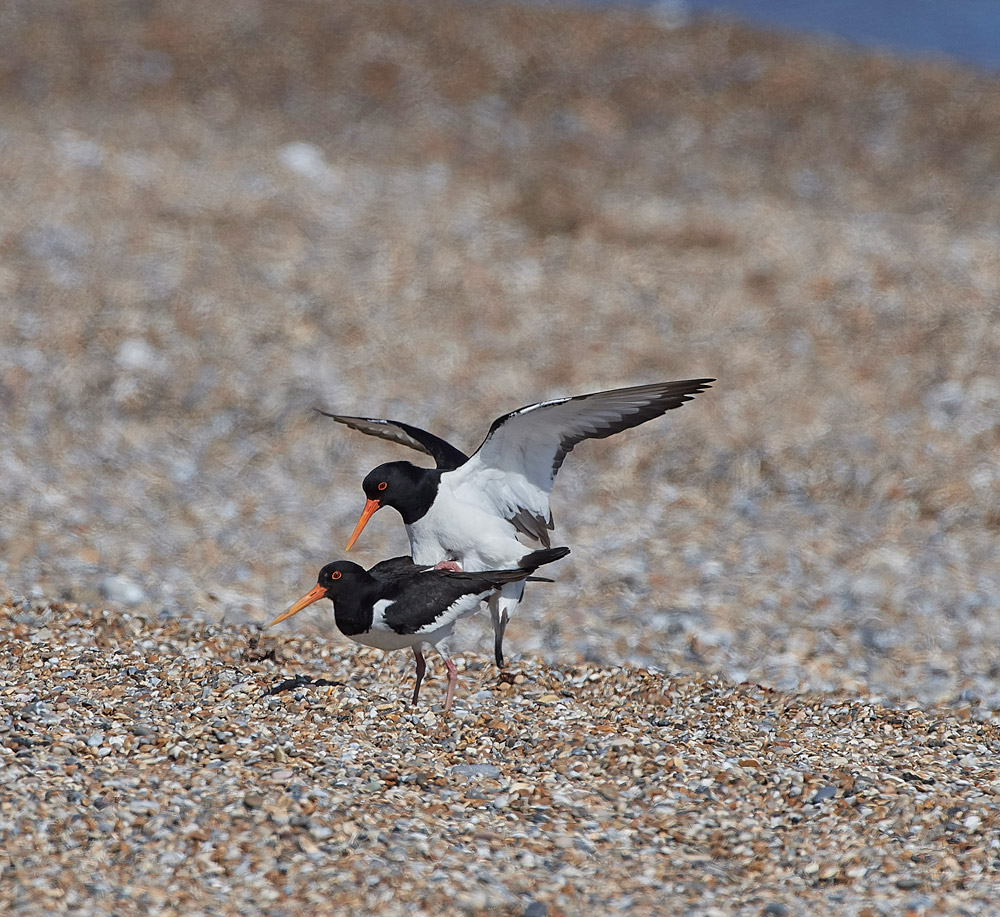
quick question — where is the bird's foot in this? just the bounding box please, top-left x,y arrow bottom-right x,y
434,560 -> 463,573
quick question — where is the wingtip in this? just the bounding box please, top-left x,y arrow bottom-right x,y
518,545 -> 571,570
675,377 -> 715,391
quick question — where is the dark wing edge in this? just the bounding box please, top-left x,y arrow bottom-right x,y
510,507 -> 554,547
534,378 -> 717,477
316,411 -> 469,470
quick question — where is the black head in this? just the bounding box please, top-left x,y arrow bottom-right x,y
346,462 -> 440,550
315,560 -> 368,594
361,461 -> 432,509
268,560 -> 369,627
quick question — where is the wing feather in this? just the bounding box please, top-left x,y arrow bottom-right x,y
317,411 -> 469,470
382,568 -> 534,635
447,379 -> 713,534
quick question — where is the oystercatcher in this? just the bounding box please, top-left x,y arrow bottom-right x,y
323,379 -> 714,667
268,546 -> 570,710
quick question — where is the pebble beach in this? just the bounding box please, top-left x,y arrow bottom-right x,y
2,1 -> 1000,913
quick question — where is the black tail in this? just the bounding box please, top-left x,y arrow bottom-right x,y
439,547 -> 570,590
518,546 -> 571,573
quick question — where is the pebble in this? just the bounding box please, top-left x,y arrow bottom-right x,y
98,575 -> 147,606
451,764 -> 502,779
2,601 -> 999,915
128,800 -> 160,816
811,784 -> 838,804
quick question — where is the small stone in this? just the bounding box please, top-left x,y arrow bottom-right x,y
98,575 -> 147,606
243,792 -> 264,810
297,835 -> 320,856
129,799 -> 160,816
451,764 -> 502,779
811,784 -> 837,804
116,338 -> 158,370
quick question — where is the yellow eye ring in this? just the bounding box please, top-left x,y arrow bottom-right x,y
377,481 -> 388,491
332,570 -> 342,580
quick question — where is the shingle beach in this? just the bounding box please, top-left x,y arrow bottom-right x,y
2,2 -> 999,913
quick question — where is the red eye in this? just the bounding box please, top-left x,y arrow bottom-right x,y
332,570 -> 342,580
377,481 -> 388,491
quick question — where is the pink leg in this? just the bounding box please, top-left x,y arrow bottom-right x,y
443,656 -> 458,711
433,561 -> 463,572
411,647 -> 426,706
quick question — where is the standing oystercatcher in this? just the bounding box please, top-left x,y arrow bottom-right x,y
268,547 -> 569,710
323,379 -> 714,667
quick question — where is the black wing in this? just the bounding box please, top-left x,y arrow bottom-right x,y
384,548 -> 569,634
382,569 -> 529,635
380,546 -> 570,635
317,411 -> 469,471
367,555 -> 430,586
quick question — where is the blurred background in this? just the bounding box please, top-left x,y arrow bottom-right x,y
599,0 -> 1000,72
1,0 -> 998,711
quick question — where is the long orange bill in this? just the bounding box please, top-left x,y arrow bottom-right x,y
344,498 -> 381,551
267,583 -> 327,628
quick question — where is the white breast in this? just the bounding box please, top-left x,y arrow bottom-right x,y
406,478 -> 526,571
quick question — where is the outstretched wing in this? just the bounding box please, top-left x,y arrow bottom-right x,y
317,411 -> 469,471
446,379 -> 714,544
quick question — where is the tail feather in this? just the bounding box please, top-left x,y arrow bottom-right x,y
518,546 -> 571,572
437,547 -> 569,590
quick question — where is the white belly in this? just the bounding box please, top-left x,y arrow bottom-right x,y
348,628 -> 421,652
406,487 -> 526,571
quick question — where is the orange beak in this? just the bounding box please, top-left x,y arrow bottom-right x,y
345,498 -> 381,551
267,583 -> 327,628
